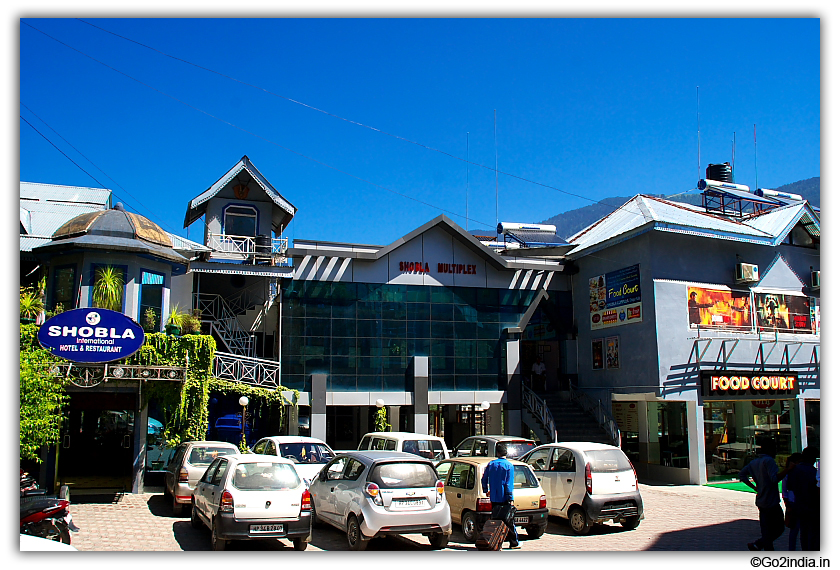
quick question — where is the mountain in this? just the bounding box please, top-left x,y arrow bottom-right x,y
540,177 -> 820,240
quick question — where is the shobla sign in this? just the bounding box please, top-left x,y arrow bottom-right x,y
38,308 -> 145,363
700,371 -> 798,400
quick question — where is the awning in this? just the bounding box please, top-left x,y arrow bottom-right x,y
750,287 -> 807,297
190,262 -> 294,278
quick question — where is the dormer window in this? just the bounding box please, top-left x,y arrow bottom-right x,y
224,205 -> 257,238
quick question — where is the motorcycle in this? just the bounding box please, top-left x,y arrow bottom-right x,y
20,470 -> 78,544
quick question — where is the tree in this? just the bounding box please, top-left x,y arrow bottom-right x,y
20,349 -> 68,462
92,266 -> 124,311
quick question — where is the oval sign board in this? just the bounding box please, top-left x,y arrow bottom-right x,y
38,308 -> 145,363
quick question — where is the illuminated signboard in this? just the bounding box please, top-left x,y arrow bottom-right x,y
398,261 -> 478,275
699,371 -> 799,400
590,264 -> 643,330
38,308 -> 145,363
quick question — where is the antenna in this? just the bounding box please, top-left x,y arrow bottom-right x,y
494,109 -> 499,240
696,87 -> 701,182
754,124 -> 758,190
732,131 -> 736,181
466,132 -> 470,231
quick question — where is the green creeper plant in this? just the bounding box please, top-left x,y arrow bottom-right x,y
374,407 -> 391,432
20,348 -> 68,462
92,266 -> 124,311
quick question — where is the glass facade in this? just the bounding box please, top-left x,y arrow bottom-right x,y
280,280 -> 539,392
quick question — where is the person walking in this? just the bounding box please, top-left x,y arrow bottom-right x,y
481,442 -> 520,549
781,452 -> 802,550
740,438 -> 788,551
786,446 -> 820,551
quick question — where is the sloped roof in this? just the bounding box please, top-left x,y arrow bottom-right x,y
566,195 -> 820,259
184,155 -> 297,231
20,181 -> 111,206
20,183 -> 112,247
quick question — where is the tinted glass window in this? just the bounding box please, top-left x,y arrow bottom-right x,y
513,465 -> 539,489
202,459 -> 222,483
525,448 -> 552,471
210,459 -> 227,485
324,457 -> 348,480
253,441 -> 266,454
277,443 -> 335,464
587,449 -> 633,473
551,449 -> 576,472
265,441 -> 277,455
369,462 -> 438,489
232,461 -> 300,490
402,440 -> 446,461
188,446 -> 236,466
473,440 -> 489,457
503,441 -> 536,458
344,459 -> 366,481
359,436 -> 371,450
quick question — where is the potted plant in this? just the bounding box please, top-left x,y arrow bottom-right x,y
142,307 -> 159,333
165,305 -> 184,336
180,309 -> 202,335
20,287 -> 43,324
92,266 -> 124,311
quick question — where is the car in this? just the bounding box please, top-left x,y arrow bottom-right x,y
453,435 -> 536,459
251,436 -> 337,485
308,450 -> 452,551
519,442 -> 644,535
435,456 -> 548,542
357,431 -> 450,460
214,413 -> 254,446
163,440 -> 239,515
190,453 -> 312,551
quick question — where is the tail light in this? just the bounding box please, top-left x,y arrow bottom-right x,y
539,495 -> 546,509
630,463 -> 639,490
585,462 -> 592,495
300,489 -> 312,513
178,467 -> 189,483
436,480 -> 445,503
219,490 -> 234,513
476,497 -> 493,512
365,482 -> 383,506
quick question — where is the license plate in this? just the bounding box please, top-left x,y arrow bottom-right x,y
250,524 -> 284,534
395,498 -> 426,507
514,516 -> 529,524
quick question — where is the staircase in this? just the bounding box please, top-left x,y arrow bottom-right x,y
542,391 -> 618,445
194,293 -> 255,357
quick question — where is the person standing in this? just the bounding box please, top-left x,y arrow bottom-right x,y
786,446 -> 820,551
740,438 -> 787,551
531,356 -> 547,392
781,452 -> 802,550
481,443 -> 520,549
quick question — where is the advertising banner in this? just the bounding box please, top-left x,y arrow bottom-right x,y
589,264 -> 642,330
38,308 -> 145,363
755,293 -> 812,334
592,338 -> 604,370
606,336 -> 620,369
687,286 -> 752,331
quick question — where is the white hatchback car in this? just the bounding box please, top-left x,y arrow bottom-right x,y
190,453 -> 313,551
357,432 -> 450,461
519,442 -> 644,535
251,436 -> 336,485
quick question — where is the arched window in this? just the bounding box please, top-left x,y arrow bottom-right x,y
223,205 -> 258,237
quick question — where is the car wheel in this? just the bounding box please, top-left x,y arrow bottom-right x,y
429,532 -> 449,550
621,515 -> 641,530
211,519 -> 226,551
292,537 -> 308,551
172,495 -> 183,516
310,500 -> 323,528
526,525 -> 545,539
568,507 -> 592,535
190,502 -> 202,529
461,511 -> 480,543
346,514 -> 368,551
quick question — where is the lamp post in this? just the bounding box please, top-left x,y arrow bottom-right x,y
239,395 -> 249,446
480,401 -> 490,435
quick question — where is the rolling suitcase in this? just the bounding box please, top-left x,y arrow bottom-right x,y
475,519 -> 507,551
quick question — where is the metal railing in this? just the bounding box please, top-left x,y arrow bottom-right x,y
521,383 -> 557,443
569,385 -> 621,446
194,293 -> 254,357
214,351 -> 281,389
206,232 -> 289,264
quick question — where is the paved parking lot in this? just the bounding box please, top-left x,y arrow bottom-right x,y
67,483 -> 792,552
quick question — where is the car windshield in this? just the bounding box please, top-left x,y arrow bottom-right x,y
369,462 -> 439,489
503,441 -> 536,458
513,465 -> 540,489
187,446 -> 236,466
232,462 -> 301,490
586,449 -> 633,473
401,440 -> 446,461
277,443 -> 335,464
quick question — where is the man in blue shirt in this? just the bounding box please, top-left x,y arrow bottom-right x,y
740,438 -> 789,551
481,443 -> 520,549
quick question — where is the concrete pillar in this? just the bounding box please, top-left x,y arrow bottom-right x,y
132,401 -> 148,493
687,399 -> 706,485
486,403 -> 503,435
795,397 -> 808,451
413,356 -> 429,435
388,406 -> 401,432
287,402 -> 299,436
505,336 -> 521,436
311,374 -> 327,441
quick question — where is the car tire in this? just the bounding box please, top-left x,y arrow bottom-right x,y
568,506 -> 592,535
310,500 -> 323,528
429,533 -> 449,550
292,537 -> 308,551
211,519 -> 227,551
172,495 -> 183,516
190,502 -> 202,529
346,514 -> 368,551
621,516 -> 641,530
461,511 -> 479,543
526,525 -> 545,539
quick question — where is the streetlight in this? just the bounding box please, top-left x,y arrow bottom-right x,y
480,401 -> 490,435
239,395 -> 249,446
375,399 -> 385,408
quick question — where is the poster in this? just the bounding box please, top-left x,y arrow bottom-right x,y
810,297 -> 820,335
606,336 -> 620,369
592,338 -> 604,370
687,286 -> 752,331
755,293 -> 812,334
590,264 -> 643,330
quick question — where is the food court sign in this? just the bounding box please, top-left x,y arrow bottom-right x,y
700,371 -> 799,400
38,308 -> 145,363
589,264 -> 643,330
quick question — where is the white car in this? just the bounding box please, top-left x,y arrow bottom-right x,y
190,453 -> 313,551
251,436 -> 336,485
357,432 -> 450,460
519,442 -> 644,535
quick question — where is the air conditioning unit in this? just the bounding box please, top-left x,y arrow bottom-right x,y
811,270 -> 820,288
735,263 -> 759,283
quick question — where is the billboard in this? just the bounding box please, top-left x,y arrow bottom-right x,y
589,264 -> 642,330
755,293 -> 812,334
38,308 -> 145,363
687,286 -> 752,331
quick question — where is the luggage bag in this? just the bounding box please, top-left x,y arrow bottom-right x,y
475,519 -> 507,551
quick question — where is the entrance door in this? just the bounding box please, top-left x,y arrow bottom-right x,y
58,391 -> 137,492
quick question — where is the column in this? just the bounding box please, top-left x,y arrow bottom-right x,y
505,336 -> 521,436
687,399 -> 706,485
132,401 -> 149,493
486,403 -> 502,435
413,356 -> 429,435
311,373 -> 327,442
388,406 -> 401,432
287,402 -> 299,436
795,397 -> 808,450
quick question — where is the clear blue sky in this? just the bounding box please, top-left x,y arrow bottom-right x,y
20,18 -> 819,246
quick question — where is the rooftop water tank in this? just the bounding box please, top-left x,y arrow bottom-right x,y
706,163 -> 733,183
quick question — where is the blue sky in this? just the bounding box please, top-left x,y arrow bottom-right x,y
20,18 -> 819,246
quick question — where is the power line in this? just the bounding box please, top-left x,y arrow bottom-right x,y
21,115 -> 108,189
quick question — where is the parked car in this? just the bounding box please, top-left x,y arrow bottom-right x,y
251,436 -> 336,485
357,431 -> 449,460
519,442 -> 643,535
453,435 -> 536,459
308,450 -> 452,550
164,440 -> 239,515
435,456 -> 548,542
214,414 -> 254,446
190,453 -> 312,551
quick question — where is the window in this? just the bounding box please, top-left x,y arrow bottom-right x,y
586,450 -> 633,473
435,461 -> 453,482
526,448 -> 552,472
51,265 -> 76,311
232,462 -> 300,490
473,440 -> 489,457
253,441 -> 266,455
90,265 -> 125,311
325,457 -> 348,480
550,449 -> 576,472
513,465 -> 540,489
210,459 -> 228,486
139,270 -> 164,331
448,463 -> 475,490
369,462 -> 439,489
265,440 -> 277,456
224,205 -> 258,237
202,459 -> 222,483
188,446 -> 236,466
344,459 -> 366,481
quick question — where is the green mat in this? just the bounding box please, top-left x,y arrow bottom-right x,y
705,481 -> 783,493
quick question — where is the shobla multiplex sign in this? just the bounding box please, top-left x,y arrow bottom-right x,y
38,308 -> 145,363
700,371 -> 799,399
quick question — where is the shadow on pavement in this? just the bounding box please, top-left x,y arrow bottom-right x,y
71,492 -> 125,504
172,520 -> 296,551
646,518 -> 777,551
147,493 -> 186,518
540,515 -> 628,538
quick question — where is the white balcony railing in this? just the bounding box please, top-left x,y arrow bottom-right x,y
206,233 -> 289,265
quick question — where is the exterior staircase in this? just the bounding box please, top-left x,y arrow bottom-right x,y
541,390 -> 619,445
194,293 -> 255,357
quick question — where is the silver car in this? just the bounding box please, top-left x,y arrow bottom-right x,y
308,450 -> 452,550
164,441 -> 239,515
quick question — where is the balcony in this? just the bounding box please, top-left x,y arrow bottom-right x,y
206,233 -> 289,265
